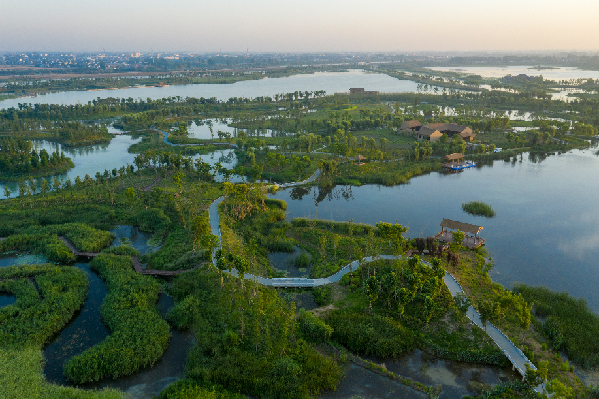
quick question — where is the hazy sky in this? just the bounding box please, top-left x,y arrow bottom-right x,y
2,0 -> 599,52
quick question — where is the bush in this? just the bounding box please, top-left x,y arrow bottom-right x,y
326,311 -> 414,358
0,265 -> 87,348
136,208 -> 171,232
0,234 -> 75,263
298,311 -> 333,344
64,253 -> 170,383
0,347 -> 123,399
155,379 -> 246,399
515,284 -> 599,368
312,286 -> 333,306
168,269 -> 341,398
462,201 -> 496,217
294,252 -> 312,268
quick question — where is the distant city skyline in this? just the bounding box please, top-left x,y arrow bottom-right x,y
3,0 -> 599,52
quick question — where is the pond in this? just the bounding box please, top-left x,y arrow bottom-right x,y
271,148 -> 599,312
367,349 -> 520,399
0,293 -> 16,307
0,252 -> 47,267
269,245 -> 312,278
0,70 -> 423,109
0,134 -> 141,199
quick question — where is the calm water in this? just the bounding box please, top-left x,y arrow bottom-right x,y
430,66 -> 599,81
0,293 -> 16,307
0,70 -> 421,109
371,349 -> 519,399
44,261 -> 111,385
272,148 -> 599,312
0,252 -> 47,267
0,134 -> 141,198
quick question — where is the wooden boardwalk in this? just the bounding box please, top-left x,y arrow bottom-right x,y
59,236 -> 100,258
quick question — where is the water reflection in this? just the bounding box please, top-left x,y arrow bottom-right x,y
272,149 -> 599,312
0,135 -> 141,199
374,349 -> 519,398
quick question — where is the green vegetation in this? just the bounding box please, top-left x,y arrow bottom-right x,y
462,201 -> 496,217
326,311 -> 415,358
0,137 -> 74,180
167,268 -> 342,398
0,347 -> 122,399
0,264 -> 87,347
64,253 -> 170,383
154,379 -> 246,399
514,285 -> 599,368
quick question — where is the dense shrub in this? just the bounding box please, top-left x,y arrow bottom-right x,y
168,269 -> 341,398
0,265 -> 87,348
64,253 -> 170,383
143,227 -> 193,270
0,233 -> 75,263
326,311 -> 415,358
155,379 -> 246,399
162,250 -> 209,271
102,245 -> 140,257
515,284 -> 599,368
312,286 -> 333,306
25,223 -> 114,253
0,347 -> 123,399
298,311 -> 333,344
136,208 -> 171,232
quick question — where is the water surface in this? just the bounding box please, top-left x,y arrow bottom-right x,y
0,70 -> 421,109
272,148 -> 599,312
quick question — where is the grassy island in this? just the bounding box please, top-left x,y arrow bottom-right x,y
462,201 -> 496,217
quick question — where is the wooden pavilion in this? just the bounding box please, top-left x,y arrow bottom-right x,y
355,154 -> 366,166
434,219 -> 485,249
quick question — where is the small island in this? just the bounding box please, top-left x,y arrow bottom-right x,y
0,137 -> 74,181
462,201 -> 496,217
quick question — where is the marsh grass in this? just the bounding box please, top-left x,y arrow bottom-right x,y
462,201 -> 496,217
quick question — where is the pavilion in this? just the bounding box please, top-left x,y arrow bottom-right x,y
435,219 -> 485,249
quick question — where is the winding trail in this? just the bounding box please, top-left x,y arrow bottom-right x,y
207,186 -> 539,384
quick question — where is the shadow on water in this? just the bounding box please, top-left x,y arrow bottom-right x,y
366,349 -> 520,399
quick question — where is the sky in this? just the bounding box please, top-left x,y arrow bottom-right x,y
2,0 -> 599,53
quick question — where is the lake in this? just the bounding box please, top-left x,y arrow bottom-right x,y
0,134 -> 141,198
0,70 -> 422,109
271,147 -> 599,312
429,66 -> 599,81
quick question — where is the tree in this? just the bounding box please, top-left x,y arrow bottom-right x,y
449,230 -> 464,253
191,215 -> 210,253
3,186 -> 11,200
365,275 -> 379,311
173,171 -> 185,193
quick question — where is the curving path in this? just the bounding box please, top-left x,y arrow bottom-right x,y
207,184 -> 539,384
